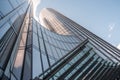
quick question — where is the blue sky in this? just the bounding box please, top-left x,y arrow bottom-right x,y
35,0 -> 120,49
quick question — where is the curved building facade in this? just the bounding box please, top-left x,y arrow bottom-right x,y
0,1 -> 120,80
38,8 -> 120,80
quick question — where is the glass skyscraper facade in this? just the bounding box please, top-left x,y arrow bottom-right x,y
0,0 -> 120,80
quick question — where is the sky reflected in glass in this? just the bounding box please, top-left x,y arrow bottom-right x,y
35,0 -> 120,49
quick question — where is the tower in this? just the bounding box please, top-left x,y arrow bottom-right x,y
0,0 -> 120,79
38,8 -> 120,80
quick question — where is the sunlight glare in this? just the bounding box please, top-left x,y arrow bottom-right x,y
32,0 -> 41,20
117,44 -> 120,50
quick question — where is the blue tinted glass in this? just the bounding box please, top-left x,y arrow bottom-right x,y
9,0 -> 18,8
0,0 -> 12,15
0,22 -> 10,39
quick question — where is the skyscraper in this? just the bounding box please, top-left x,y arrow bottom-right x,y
0,0 -> 120,80
38,8 -> 120,80
0,0 -> 33,80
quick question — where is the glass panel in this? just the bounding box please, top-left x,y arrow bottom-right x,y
55,48 -> 62,59
60,50 -> 68,56
18,9 -> 24,16
11,74 -> 17,80
38,27 -> 42,37
0,0 -> 13,15
47,36 -> 53,44
9,13 -> 23,33
10,13 -> 19,24
49,59 -> 55,66
33,33 -> 39,47
41,51 -> 49,71
0,22 -> 10,39
43,33 -> 47,41
16,0 -> 25,4
45,42 -> 53,57
39,38 -> 45,51
51,46 -> 59,59
33,23 -> 37,33
9,0 -> 18,8
21,2 -> 28,13
32,48 -> 42,78
12,50 -> 24,80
